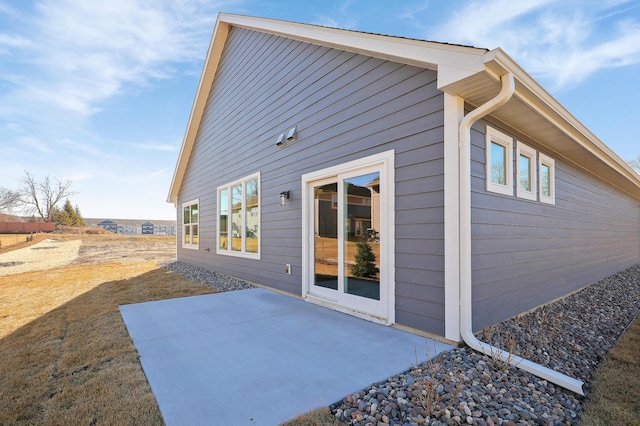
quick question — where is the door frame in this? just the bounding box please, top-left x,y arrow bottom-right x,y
301,150 -> 395,325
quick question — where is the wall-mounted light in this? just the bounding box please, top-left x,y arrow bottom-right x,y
286,126 -> 296,142
280,190 -> 290,207
275,133 -> 285,147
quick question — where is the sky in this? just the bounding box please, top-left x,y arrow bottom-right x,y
1,0 -> 639,221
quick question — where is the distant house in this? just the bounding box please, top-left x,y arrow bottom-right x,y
141,222 -> 155,235
87,218 -> 176,236
96,219 -> 118,233
167,14 -> 640,343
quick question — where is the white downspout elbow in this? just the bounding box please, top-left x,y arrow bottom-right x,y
458,73 -> 586,396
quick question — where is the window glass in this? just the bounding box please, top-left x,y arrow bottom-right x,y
191,204 -> 198,224
218,173 -> 260,258
541,164 -> 551,197
491,142 -> 507,185
219,188 -> 228,250
183,206 -> 190,224
519,154 -> 531,191
182,200 -> 199,248
245,179 -> 259,253
192,224 -> 198,245
231,185 -> 243,251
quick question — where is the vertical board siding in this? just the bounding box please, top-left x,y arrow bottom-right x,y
176,27 -> 446,335
470,121 -> 640,331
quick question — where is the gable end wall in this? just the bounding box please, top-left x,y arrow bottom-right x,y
176,27 -> 448,335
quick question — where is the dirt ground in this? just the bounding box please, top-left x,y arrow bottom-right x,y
0,232 -> 177,275
63,233 -> 177,265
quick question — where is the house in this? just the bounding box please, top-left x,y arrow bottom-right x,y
88,218 -> 176,236
167,13 -> 640,346
96,219 -> 118,233
142,221 -> 155,235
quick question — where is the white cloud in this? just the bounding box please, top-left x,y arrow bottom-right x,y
0,0 -> 234,119
133,143 -> 177,152
423,0 -> 640,90
18,137 -> 54,153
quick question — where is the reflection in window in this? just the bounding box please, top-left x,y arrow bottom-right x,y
182,200 -> 199,248
344,172 -> 380,301
541,164 -> 550,197
219,189 -> 228,249
491,142 -> 507,185
519,155 -> 531,191
245,179 -> 259,253
231,185 -> 242,252
217,173 -> 260,257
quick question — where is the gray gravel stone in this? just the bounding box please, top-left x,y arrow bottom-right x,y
331,264 -> 640,425
162,261 -> 255,292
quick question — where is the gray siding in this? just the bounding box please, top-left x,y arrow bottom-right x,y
177,28 -> 447,334
470,120 -> 640,331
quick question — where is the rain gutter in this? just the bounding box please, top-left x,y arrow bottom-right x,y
458,72 -> 587,396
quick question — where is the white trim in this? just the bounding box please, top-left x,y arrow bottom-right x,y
539,153 -> 556,205
443,93 -> 463,342
516,141 -> 537,201
216,172 -> 261,259
485,126 -> 513,196
181,198 -> 199,250
301,150 -> 395,324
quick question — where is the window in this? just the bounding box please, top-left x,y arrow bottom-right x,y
516,141 -> 537,201
486,127 -> 513,196
217,173 -> 260,258
182,200 -> 199,249
539,153 -> 555,204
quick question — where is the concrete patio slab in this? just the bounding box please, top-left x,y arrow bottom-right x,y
120,288 -> 453,425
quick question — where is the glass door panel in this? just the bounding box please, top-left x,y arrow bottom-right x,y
343,172 -> 380,300
314,182 -> 338,290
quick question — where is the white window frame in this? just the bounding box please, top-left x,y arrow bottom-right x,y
182,199 -> 199,249
216,172 -> 261,259
539,153 -> 556,205
485,126 -> 513,196
516,141 -> 537,201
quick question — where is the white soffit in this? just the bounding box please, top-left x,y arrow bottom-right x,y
443,48 -> 640,200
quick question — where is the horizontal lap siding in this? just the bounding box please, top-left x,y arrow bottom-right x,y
177,28 -> 446,335
470,121 -> 640,331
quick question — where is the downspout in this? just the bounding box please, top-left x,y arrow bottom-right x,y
458,73 -> 586,396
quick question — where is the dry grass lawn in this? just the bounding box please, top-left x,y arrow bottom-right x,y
0,234 -> 216,425
579,313 -> 640,425
0,233 -> 49,254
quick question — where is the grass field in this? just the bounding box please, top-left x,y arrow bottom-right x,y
579,313 -> 640,425
0,235 -> 216,425
0,233 -> 49,252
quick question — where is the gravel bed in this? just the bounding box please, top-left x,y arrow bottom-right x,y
331,264 -> 640,426
163,261 -> 255,292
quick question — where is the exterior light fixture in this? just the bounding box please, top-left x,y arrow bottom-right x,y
286,126 -> 296,142
276,133 -> 285,147
280,190 -> 290,206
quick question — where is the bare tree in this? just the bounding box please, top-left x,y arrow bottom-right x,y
19,172 -> 77,222
628,155 -> 640,173
0,187 -> 20,212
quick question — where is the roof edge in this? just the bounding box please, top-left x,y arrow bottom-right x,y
484,48 -> 640,194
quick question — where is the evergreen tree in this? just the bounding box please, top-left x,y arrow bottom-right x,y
73,204 -> 85,226
53,199 -> 84,226
351,234 -> 379,278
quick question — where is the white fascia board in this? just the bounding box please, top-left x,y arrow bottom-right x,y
220,13 -> 487,75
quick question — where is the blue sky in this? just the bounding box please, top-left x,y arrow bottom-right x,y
1,0 -> 639,220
